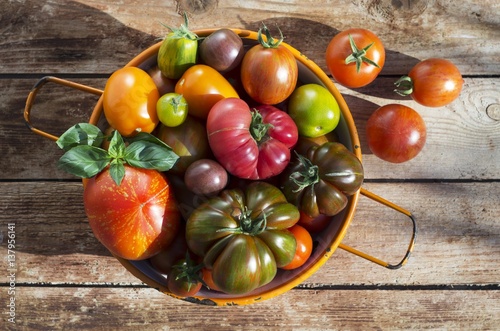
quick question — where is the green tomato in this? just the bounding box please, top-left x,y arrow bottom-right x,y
157,93 -> 188,127
185,181 -> 299,295
287,84 -> 340,138
157,14 -> 198,79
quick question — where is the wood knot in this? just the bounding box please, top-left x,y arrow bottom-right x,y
176,0 -> 218,15
486,104 -> 500,121
356,0 -> 429,23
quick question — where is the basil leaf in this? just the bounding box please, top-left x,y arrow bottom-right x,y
56,123 -> 104,151
57,145 -> 111,178
126,132 -> 174,151
109,160 -> 126,186
107,130 -> 126,159
124,141 -> 179,171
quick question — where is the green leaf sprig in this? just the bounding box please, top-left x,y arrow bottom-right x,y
56,124 -> 179,186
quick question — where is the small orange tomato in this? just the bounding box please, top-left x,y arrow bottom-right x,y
281,224 -> 313,270
202,267 -> 223,292
175,64 -> 239,119
103,67 -> 160,137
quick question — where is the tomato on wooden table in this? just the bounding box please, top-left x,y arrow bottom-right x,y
240,24 -> 298,105
207,98 -> 298,180
103,67 -> 160,137
395,58 -> 463,107
366,104 -> 427,163
325,28 -> 385,88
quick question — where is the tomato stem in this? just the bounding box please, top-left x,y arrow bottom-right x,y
217,206 -> 268,236
393,75 -> 414,96
161,12 -> 198,41
290,153 -> 320,192
345,34 -> 380,73
257,23 -> 284,48
171,252 -> 206,291
250,110 -> 273,143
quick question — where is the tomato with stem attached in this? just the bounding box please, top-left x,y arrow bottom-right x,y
394,58 -> 463,107
241,24 -> 298,105
326,28 -> 385,88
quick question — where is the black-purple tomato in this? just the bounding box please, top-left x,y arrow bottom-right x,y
199,28 -> 245,73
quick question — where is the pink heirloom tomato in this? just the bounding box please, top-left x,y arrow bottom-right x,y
207,98 -> 298,180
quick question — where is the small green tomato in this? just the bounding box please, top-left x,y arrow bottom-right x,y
157,93 -> 188,127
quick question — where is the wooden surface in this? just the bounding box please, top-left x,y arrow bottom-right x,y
1,0 -> 499,330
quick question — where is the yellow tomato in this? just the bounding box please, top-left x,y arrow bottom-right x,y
175,64 -> 239,119
103,67 -> 160,137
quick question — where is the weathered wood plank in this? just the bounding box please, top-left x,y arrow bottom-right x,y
3,76 -> 499,180
1,182 -> 498,286
1,287 -> 498,330
2,0 -> 499,75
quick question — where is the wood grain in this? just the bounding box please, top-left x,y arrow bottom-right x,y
1,0 -> 499,329
1,182 -> 498,286
1,287 -> 498,331
2,0 -> 499,75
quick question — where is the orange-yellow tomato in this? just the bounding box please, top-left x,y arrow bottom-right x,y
103,67 -> 160,137
175,64 -> 239,119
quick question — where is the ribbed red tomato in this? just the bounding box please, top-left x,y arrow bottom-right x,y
83,165 -> 181,260
206,98 -> 298,179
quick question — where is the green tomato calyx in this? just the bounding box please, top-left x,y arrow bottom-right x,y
345,34 -> 380,73
290,153 -> 320,192
393,75 -> 414,96
161,12 -> 198,41
169,94 -> 187,114
250,110 -> 274,143
257,23 -> 284,48
218,206 -> 268,236
171,252 -> 206,291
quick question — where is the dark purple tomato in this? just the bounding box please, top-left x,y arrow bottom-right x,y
199,28 -> 245,73
184,159 -> 228,196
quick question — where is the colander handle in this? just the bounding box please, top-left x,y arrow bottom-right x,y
338,187 -> 417,269
24,76 -> 104,141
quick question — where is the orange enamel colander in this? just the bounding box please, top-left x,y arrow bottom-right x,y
24,29 -> 416,306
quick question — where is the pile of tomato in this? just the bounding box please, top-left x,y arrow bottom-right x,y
56,15 -> 463,298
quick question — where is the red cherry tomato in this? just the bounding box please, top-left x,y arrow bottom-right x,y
366,104 -> 427,163
395,58 -> 463,107
281,224 -> 313,270
326,28 -> 385,88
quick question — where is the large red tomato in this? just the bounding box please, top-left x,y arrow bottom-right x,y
83,165 -> 180,260
206,98 -> 298,179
